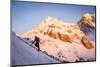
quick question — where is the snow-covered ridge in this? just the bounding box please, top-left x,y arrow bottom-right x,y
18,13 -> 95,62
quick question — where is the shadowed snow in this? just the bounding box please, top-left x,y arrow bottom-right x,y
11,32 -> 60,65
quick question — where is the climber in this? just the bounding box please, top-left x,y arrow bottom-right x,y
32,36 -> 40,51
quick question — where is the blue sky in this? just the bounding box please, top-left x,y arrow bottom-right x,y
12,1 -> 96,34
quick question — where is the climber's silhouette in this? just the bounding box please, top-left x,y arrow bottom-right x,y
32,36 -> 40,51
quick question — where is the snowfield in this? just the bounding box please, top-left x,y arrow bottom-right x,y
11,32 -> 60,65
35,34 -> 95,62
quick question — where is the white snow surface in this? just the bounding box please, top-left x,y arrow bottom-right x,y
38,34 -> 95,62
11,32 -> 60,65
21,33 -> 95,62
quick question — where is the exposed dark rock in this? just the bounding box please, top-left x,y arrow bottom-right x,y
81,36 -> 94,49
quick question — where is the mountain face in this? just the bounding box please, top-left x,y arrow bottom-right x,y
78,13 -> 95,41
20,14 -> 95,62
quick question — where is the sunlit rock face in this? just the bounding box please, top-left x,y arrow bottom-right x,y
81,36 -> 94,49
20,14 -> 95,62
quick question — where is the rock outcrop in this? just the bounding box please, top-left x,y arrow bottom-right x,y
59,33 -> 72,43
47,29 -> 59,39
81,36 -> 94,49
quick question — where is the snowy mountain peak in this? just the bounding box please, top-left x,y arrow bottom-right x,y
78,13 -> 95,41
18,14 -> 95,62
21,14 -> 95,48
82,13 -> 95,27
78,13 -> 95,28
41,16 -> 65,27
45,16 -> 56,22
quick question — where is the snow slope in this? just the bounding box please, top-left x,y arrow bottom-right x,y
11,32 -> 60,66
